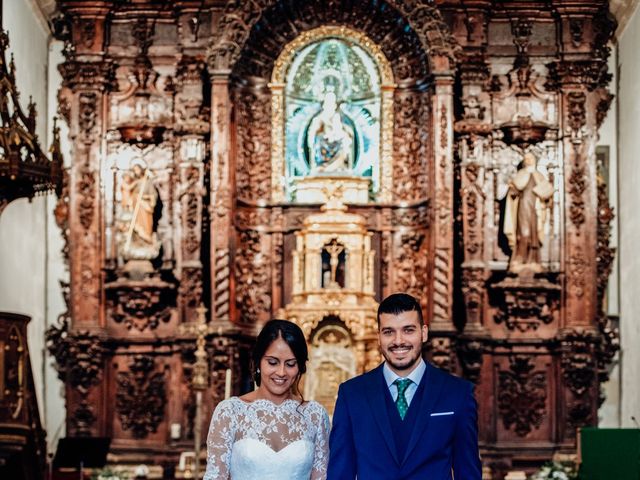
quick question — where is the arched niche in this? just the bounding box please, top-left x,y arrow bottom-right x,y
304,318 -> 356,416
269,26 -> 395,203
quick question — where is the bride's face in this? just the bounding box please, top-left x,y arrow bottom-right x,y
259,336 -> 300,400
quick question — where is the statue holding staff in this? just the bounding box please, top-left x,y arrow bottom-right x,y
503,151 -> 554,274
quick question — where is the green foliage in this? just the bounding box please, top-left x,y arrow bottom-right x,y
90,468 -> 130,480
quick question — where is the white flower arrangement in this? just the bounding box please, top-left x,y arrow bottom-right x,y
529,461 -> 578,480
92,467 -> 130,480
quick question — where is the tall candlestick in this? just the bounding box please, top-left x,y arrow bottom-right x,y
224,368 -> 232,399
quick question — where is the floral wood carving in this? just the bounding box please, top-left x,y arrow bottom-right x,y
569,18 -> 584,48
560,330 -> 597,397
174,56 -> 209,133
393,90 -> 428,201
596,174 -> 619,388
461,268 -> 485,329
76,161 -> 96,230
427,336 -> 455,373
272,231 -> 284,286
391,204 -> 430,228
566,91 -> 586,140
492,277 -> 560,332
79,19 -> 96,49
462,163 -> 484,257
234,88 -> 271,201
179,267 -> 203,313
54,169 -> 71,263
568,163 -> 587,230
596,90 -> 614,129
106,280 -> 175,332
235,229 -> 271,324
394,231 -> 427,302
179,164 -> 204,256
567,401 -> 593,432
116,355 -> 166,439
45,326 -> 105,395
70,400 -> 97,437
568,247 -> 588,298
560,330 -> 598,434
457,338 -> 484,384
78,91 -> 98,139
498,356 -> 547,437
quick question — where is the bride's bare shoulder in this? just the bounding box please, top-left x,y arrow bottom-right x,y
238,391 -> 258,403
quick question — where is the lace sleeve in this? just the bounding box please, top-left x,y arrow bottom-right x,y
310,403 -> 331,480
203,399 -> 237,480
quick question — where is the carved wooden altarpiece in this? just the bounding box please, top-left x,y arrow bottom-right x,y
46,1 -> 617,478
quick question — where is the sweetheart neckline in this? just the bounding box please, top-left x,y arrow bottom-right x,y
233,437 -> 313,454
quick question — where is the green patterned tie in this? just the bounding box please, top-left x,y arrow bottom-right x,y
394,378 -> 413,420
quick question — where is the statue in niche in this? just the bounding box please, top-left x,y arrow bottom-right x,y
307,90 -> 355,174
305,324 -> 355,416
321,238 -> 346,288
118,160 -> 161,268
503,151 -> 554,274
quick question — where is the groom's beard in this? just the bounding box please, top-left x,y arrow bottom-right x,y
382,343 -> 422,371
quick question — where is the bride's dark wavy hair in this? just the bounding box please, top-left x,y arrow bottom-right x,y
252,319 -> 308,400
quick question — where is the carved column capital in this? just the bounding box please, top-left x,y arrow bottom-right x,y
59,57 -> 116,91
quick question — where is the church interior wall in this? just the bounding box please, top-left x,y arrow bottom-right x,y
617,0 -> 640,429
0,0 -> 67,449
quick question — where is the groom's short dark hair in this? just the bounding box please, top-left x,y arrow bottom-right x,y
377,293 -> 423,328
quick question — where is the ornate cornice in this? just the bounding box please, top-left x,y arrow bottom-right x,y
545,58 -> 611,92
59,57 -> 117,91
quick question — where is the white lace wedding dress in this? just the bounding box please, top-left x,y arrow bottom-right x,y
203,397 -> 330,480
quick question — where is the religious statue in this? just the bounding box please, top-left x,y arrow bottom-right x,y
307,90 -> 355,173
321,238 -> 346,288
503,152 -> 554,274
118,161 -> 161,263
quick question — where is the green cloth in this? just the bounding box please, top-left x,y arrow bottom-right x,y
393,378 -> 412,420
579,428 -> 640,480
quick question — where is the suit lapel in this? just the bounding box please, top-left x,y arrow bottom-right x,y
365,365 -> 400,465
401,363 -> 446,465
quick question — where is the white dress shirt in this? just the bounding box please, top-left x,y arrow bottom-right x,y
383,358 -> 426,407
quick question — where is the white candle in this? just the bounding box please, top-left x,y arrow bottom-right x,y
224,368 -> 232,399
170,423 -> 181,440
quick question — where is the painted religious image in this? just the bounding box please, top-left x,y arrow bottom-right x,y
284,37 -> 381,197
503,151 -> 554,274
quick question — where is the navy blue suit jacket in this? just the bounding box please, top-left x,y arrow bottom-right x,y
327,362 -> 481,479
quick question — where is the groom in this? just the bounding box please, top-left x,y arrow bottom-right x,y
328,293 -> 481,479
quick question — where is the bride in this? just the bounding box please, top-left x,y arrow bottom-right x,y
203,320 -> 330,480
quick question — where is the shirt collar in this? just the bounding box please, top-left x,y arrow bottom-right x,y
383,358 -> 426,388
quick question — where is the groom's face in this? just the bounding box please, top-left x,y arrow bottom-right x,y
378,310 -> 428,375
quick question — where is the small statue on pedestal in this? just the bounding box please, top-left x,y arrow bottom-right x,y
118,160 -> 161,277
503,151 -> 554,275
